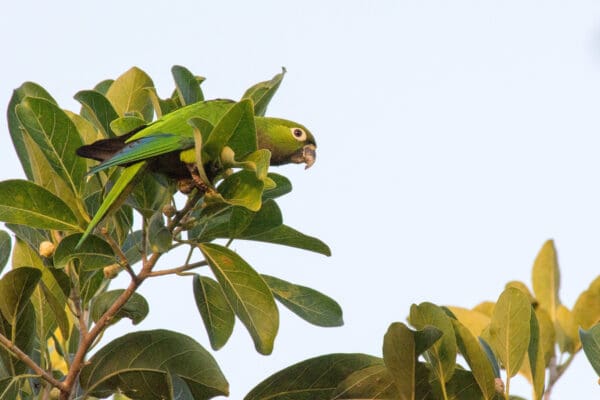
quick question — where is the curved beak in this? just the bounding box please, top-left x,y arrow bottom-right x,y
302,144 -> 316,169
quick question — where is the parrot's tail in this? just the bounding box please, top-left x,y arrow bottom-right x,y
76,125 -> 146,162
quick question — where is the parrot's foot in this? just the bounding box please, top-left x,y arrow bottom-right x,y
185,163 -> 211,194
177,179 -> 195,194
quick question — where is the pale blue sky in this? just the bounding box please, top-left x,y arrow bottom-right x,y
2,1 -> 600,398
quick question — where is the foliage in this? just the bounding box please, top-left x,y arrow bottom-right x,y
2,65 -> 600,400
0,65 -> 339,400
248,240 -> 600,400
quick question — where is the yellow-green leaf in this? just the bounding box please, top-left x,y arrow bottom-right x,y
105,67 -> 155,122
531,240 -> 560,321
487,287 -> 531,377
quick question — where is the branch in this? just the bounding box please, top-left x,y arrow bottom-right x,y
147,260 -> 208,277
60,193 -> 203,400
0,332 -> 66,391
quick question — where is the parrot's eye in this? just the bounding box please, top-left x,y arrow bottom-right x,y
291,128 -> 307,141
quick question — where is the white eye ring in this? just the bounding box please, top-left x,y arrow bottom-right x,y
291,127 -> 307,141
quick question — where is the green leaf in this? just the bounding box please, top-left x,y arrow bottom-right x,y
7,81 -> 57,180
39,280 -> 70,340
524,309 -> 545,400
262,173 -> 292,200
6,224 -> 50,253
74,89 -> 119,137
451,319 -> 497,400
105,67 -> 155,122
0,302 -> 36,376
91,290 -> 149,325
262,274 -> 343,327
172,65 -> 205,105
242,68 -> 286,116
54,233 -> 115,270
203,99 -> 256,162
487,287 -> 531,377
580,324 -> 600,377
556,304 -> 579,354
0,267 -> 41,323
199,243 -> 278,355
110,115 -> 147,136
122,230 -> 147,266
382,322 -> 418,400
146,212 -> 172,253
573,289 -> 600,330
208,169 -> 264,211
431,369 -> 486,400
245,353 -> 382,400
239,224 -> 331,256
531,239 -> 560,321
0,180 -> 82,231
192,275 -> 235,351
127,172 -> 172,218
333,365 -> 398,399
0,231 -> 11,275
79,329 -> 228,399
409,302 -> 458,384
15,96 -> 87,196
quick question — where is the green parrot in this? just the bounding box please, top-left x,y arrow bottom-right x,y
76,99 -> 316,246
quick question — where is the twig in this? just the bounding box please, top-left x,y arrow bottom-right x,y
0,332 -> 66,391
100,228 -> 137,281
147,261 -> 208,277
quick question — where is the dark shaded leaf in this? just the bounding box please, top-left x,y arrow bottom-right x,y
193,275 -> 235,350
262,173 -> 292,200
146,212 -> 172,253
580,324 -> 600,377
262,274 -> 343,327
0,180 -> 81,231
172,65 -> 205,105
79,329 -> 228,399
245,353 -> 382,400
431,369 -> 485,400
333,365 -> 398,399
0,232 -> 11,275
91,290 -> 149,325
199,243 -> 278,355
239,224 -> 331,256
0,268 -> 41,323
0,302 -> 36,376
54,233 -> 114,270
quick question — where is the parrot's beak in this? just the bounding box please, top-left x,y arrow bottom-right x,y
302,144 -> 316,169
289,144 -> 316,168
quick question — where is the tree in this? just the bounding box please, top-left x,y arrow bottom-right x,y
1,66 -> 599,400
0,65 -> 341,400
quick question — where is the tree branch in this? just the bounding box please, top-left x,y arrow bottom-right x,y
147,260 -> 208,277
0,332 -> 66,391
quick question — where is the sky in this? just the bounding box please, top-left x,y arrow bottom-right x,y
2,0 -> 600,398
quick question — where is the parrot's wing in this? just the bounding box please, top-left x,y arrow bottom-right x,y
76,162 -> 148,248
88,133 -> 195,175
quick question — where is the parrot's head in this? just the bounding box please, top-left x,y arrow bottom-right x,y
256,117 -> 317,169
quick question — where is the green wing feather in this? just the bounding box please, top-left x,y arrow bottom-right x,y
88,134 -> 195,175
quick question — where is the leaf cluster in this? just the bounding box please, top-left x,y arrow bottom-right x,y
248,240 -> 600,400
0,66 -> 340,399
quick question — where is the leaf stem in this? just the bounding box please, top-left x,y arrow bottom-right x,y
147,260 -> 208,277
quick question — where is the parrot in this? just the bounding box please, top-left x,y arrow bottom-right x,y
76,99 -> 317,246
